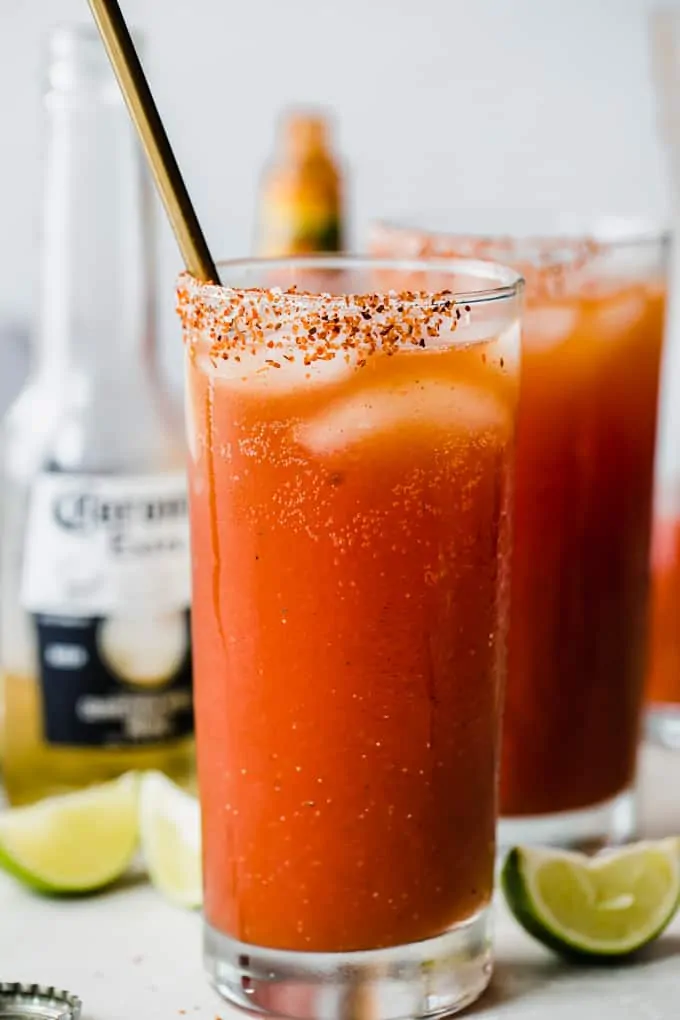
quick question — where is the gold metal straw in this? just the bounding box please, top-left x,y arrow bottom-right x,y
87,0 -> 219,283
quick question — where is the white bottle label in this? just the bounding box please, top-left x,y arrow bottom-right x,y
21,472 -> 191,616
20,471 -> 194,748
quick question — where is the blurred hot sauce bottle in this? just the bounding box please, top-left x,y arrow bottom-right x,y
256,110 -> 345,256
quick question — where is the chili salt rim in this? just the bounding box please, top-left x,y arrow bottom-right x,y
176,254 -> 523,365
371,221 -> 670,299
372,217 -> 669,256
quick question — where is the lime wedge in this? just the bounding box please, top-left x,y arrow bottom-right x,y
0,772 -> 139,894
502,839 -> 680,959
139,770 -> 202,908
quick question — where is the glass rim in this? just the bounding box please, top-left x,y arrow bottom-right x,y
179,253 -> 525,309
372,216 -> 671,257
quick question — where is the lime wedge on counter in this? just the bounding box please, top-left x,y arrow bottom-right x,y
502,838 -> 680,959
0,772 -> 139,894
139,770 -> 202,908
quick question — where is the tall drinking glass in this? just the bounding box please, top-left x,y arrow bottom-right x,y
373,220 -> 668,849
645,10 -> 680,747
177,256 -> 522,1020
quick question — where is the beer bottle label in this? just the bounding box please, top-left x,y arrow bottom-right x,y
20,472 -> 193,747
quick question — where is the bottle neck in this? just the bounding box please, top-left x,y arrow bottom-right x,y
35,71 -> 155,384
280,114 -> 332,165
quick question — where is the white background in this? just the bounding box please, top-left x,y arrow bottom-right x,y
1,0 -> 680,475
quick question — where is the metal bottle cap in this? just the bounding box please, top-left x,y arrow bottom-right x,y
0,984 -> 82,1019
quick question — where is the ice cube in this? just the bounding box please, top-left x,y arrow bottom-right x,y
298,380 -> 509,455
524,304 -> 579,350
590,290 -> 647,341
184,365 -> 198,462
433,317 -> 520,372
196,342 -> 357,396
490,319 -> 521,373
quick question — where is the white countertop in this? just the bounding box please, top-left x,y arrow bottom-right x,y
0,744 -> 678,1020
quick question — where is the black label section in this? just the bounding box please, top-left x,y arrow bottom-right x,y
33,612 -> 194,747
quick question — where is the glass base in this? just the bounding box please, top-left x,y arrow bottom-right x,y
646,706 -> 680,750
498,788 -> 636,853
204,908 -> 492,1020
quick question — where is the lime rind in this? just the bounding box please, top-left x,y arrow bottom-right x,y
502,839 -> 680,960
0,840 -> 68,895
0,772 -> 140,895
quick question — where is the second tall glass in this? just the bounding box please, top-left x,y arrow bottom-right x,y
374,220 -> 668,848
